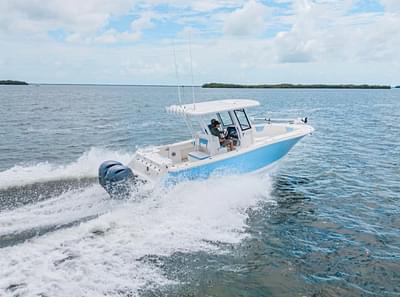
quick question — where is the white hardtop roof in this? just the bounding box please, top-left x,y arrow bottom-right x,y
166,99 -> 260,116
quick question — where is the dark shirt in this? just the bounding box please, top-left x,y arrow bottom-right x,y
210,126 -> 223,139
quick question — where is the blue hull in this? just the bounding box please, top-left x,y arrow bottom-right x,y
167,136 -> 304,182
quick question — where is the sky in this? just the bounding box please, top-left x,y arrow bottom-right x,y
0,0 -> 399,85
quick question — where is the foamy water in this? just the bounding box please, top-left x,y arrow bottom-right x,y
2,85 -> 399,296
0,185 -> 111,240
0,148 -> 134,190
0,148 -> 274,296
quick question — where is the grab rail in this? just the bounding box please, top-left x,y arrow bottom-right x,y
251,117 -> 308,124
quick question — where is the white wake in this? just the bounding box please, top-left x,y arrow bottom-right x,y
0,147 -> 134,189
0,173 -> 275,297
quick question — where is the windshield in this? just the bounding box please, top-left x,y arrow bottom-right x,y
234,109 -> 251,130
217,112 -> 233,126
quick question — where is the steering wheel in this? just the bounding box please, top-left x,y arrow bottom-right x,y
226,127 -> 238,138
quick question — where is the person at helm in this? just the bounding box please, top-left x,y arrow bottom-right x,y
210,119 -> 234,151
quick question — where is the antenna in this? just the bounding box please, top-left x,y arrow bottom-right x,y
172,39 -> 182,106
188,31 -> 196,110
172,38 -> 195,141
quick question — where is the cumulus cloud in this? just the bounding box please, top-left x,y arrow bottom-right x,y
94,12 -> 154,44
1,0 -> 400,84
93,29 -> 140,44
223,0 -> 272,36
131,12 -> 154,31
274,32 -> 315,63
0,0 -> 134,37
269,0 -> 400,64
144,0 -> 244,12
0,0 -> 242,43
380,0 -> 400,12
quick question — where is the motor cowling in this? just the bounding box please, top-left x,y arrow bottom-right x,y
98,160 -> 122,188
98,160 -> 135,198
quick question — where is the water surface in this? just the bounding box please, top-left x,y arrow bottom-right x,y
0,85 -> 399,296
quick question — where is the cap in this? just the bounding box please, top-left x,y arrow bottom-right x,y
211,119 -> 221,125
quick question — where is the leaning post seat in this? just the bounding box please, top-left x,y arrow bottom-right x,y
195,132 -> 221,156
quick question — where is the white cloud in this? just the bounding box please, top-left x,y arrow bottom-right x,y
94,29 -> 142,44
130,12 -> 154,31
190,0 -> 247,12
0,0 -> 134,39
380,0 -> 400,12
94,12 -> 154,44
269,0 -> 400,64
1,0 -> 400,84
144,0 -> 244,12
93,30 -> 119,44
0,1 -> 160,44
223,0 -> 272,36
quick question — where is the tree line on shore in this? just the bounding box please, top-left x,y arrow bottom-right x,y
1,80 -> 398,88
202,83 -> 392,89
0,80 -> 28,85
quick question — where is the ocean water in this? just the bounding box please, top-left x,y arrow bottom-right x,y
0,85 -> 399,297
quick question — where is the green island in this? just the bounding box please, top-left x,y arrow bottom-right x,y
202,83 -> 391,89
395,85 -> 400,88
0,80 -> 29,85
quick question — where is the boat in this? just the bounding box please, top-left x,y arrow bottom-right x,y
98,99 -> 314,197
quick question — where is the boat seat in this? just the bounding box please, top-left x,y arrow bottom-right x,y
196,133 -> 221,156
188,151 -> 210,161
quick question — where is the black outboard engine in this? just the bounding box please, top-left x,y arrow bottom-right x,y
98,160 -> 135,198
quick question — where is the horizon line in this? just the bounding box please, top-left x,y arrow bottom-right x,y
32,83 -> 203,87
1,80 -> 397,87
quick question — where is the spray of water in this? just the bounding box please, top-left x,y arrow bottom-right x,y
0,147 -> 134,189
0,149 -> 276,296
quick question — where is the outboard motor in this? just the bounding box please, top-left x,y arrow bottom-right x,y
98,160 -> 135,198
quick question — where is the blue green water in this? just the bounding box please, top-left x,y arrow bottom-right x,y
0,85 -> 399,296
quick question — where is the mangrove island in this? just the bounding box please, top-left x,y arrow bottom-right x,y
202,83 -> 391,89
0,80 -> 29,85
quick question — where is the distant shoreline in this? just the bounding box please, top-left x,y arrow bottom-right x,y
0,81 -> 396,89
202,83 -> 392,89
36,83 -> 190,87
0,82 -> 202,87
0,80 -> 28,85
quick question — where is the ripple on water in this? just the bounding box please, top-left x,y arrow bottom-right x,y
0,86 -> 399,296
